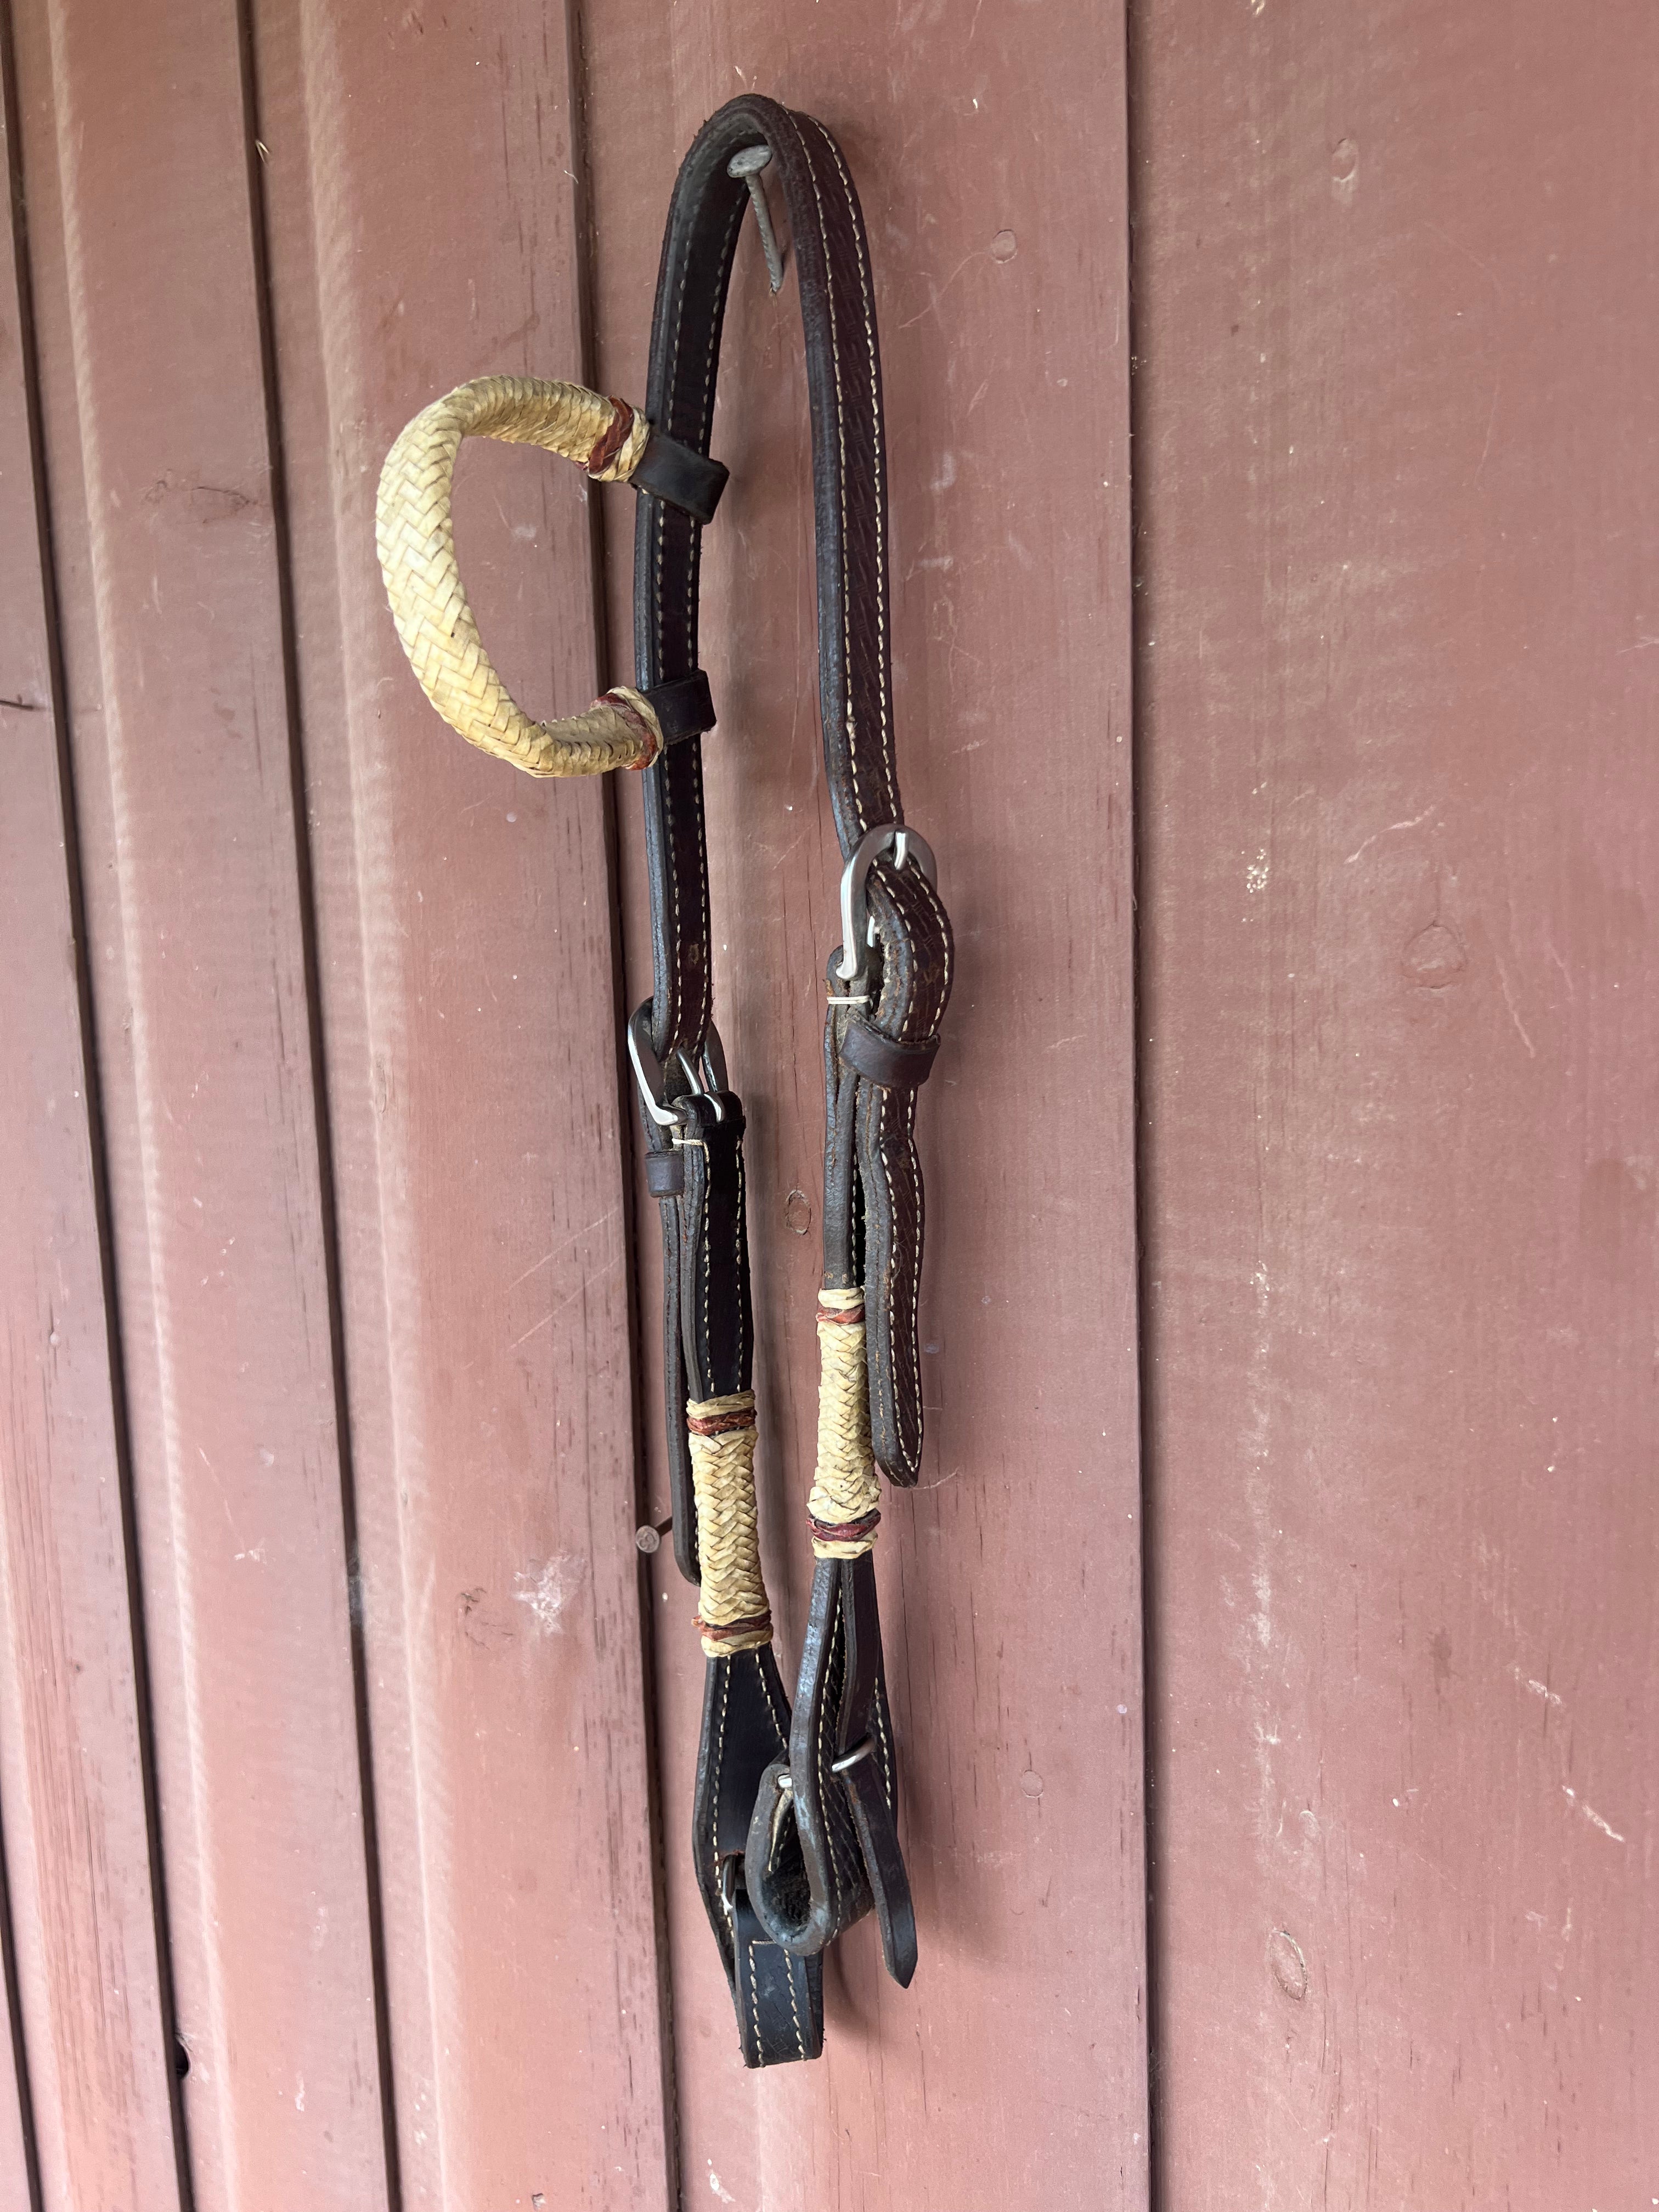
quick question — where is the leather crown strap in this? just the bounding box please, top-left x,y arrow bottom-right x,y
376,94 -> 952,2070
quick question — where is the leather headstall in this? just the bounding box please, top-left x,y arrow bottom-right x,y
376,93 -> 953,2069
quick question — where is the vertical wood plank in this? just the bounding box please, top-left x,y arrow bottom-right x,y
586,9 -> 1149,2206
9,1 -> 390,2203
0,36 -> 177,2212
250,1 -> 672,2203
1136,0 -> 1659,2202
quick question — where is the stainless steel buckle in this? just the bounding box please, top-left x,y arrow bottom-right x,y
765,1766 -> 795,1860
834,822 -> 938,993
830,1734 -> 876,1777
627,1000 -> 729,1128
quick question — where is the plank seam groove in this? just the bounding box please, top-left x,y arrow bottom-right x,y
0,3 -> 194,2202
232,2 -> 403,2202
564,1 -> 685,2194
1121,3 -> 1165,2208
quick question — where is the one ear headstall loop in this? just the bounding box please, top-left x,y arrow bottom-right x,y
375,94 -> 953,2073
376,374 -> 724,774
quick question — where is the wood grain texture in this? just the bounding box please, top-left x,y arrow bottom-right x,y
585,11 -> 1148,2206
0,47 -> 177,2212
8,1 -> 389,2203
250,1 -> 673,2203
1134,1 -> 1659,2202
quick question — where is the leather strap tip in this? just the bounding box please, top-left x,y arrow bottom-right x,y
643,1148 -> 685,1198
885,1924 -> 919,1989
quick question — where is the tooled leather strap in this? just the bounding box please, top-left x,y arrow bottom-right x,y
634,97 -> 952,2066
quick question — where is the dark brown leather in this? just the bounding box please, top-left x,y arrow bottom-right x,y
627,95 -> 952,2069
664,1091 -> 821,2064
743,1551 -> 916,1986
630,424 -> 728,524
640,668 -> 715,747
840,1019 -> 940,1089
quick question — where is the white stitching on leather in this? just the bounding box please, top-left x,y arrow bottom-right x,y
654,246 -> 693,1042
733,1138 -> 748,1374
910,866 -> 952,1020
698,1131 -> 713,1388
681,193 -> 746,1045
755,1652 -> 789,1750
809,119 -> 895,815
815,1599 -> 849,1902
873,1680 -> 894,1805
872,1097 -> 923,1474
711,1654 -> 732,1869
795,120 -> 864,833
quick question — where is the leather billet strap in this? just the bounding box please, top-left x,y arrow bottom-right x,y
662,1091 -> 822,2061
634,96 -> 950,2066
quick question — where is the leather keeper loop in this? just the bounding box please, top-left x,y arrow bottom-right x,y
840,1021 -> 941,1090
631,426 -> 729,524
643,670 -> 716,747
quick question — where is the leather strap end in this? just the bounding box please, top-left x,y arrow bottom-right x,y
732,1892 -> 824,2066
631,426 -> 729,524
843,1756 -> 918,1988
840,1020 -> 941,1090
644,1148 -> 685,1198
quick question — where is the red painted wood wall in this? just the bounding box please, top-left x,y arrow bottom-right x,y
0,1 -> 1651,2207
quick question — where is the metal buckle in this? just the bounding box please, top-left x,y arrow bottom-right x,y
834,823 -> 938,992
830,1734 -> 876,1778
766,1766 -> 795,1861
627,1000 -> 729,1128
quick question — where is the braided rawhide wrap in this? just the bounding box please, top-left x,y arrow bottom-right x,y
376,375 -> 662,776
808,1290 -> 881,1558
687,1391 -> 772,1656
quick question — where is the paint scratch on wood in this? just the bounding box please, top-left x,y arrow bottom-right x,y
1561,1787 -> 1625,1844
